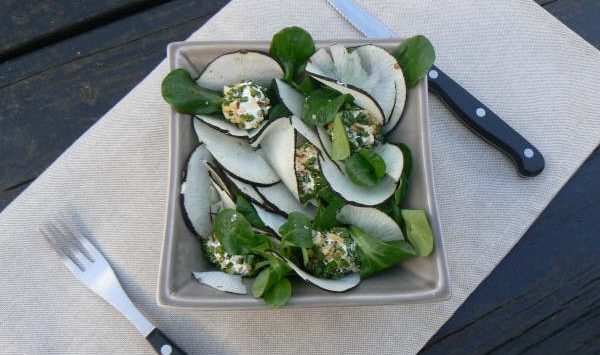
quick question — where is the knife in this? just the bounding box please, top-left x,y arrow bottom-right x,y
327,0 -> 544,177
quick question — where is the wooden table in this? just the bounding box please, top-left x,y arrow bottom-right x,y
1,1 -> 598,353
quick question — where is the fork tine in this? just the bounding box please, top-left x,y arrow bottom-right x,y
41,227 -> 85,273
48,224 -> 90,271
55,220 -> 96,263
73,233 -> 99,262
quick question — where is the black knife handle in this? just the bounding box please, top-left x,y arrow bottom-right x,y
426,65 -> 544,177
146,328 -> 187,355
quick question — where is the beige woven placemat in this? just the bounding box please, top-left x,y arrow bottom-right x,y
1,1 -> 599,354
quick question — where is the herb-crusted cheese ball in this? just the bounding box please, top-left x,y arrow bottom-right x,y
329,109 -> 382,150
203,235 -> 258,276
222,81 -> 270,129
294,142 -> 326,204
305,227 -> 360,279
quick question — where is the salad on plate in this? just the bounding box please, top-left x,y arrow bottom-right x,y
162,26 -> 436,308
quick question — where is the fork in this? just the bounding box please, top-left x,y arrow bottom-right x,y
42,222 -> 187,355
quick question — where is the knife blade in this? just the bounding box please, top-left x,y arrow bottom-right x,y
327,0 -> 544,177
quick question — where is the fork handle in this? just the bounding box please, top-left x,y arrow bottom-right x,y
146,328 -> 187,355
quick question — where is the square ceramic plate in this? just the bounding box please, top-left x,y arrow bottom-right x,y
159,39 -> 449,308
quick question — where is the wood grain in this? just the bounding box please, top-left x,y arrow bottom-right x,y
0,0 -> 170,61
0,0 -> 230,206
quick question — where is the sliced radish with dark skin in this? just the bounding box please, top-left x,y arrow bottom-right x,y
315,125 -> 344,172
193,271 -> 247,294
259,117 -> 300,200
291,116 -> 324,152
193,119 -> 280,186
194,115 -> 249,139
350,46 -> 407,133
248,116 -> 290,147
180,145 -> 213,238
222,172 -> 266,206
316,125 -> 334,162
319,155 -> 397,207
204,161 -> 236,209
279,255 -> 360,292
256,182 -> 317,218
307,44 -> 403,126
353,45 -> 400,122
336,205 -> 404,242
275,79 -> 304,117
210,179 -> 236,209
252,202 -> 287,237
196,51 -> 284,90
306,72 -> 385,125
305,47 -> 335,77
375,143 -> 404,182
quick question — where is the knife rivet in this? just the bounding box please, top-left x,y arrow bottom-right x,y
524,148 -> 534,158
161,344 -> 173,355
475,108 -> 486,117
428,70 -> 439,79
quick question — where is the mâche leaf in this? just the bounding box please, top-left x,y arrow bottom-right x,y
263,277 -> 292,308
393,143 -> 412,205
279,212 -> 313,248
396,143 -> 413,179
302,89 -> 352,126
161,68 -> 222,114
350,226 -> 416,278
268,103 -> 292,120
251,268 -> 274,298
214,209 -> 265,255
270,26 -> 316,83
392,35 -> 436,87
401,210 -> 434,257
331,114 -> 351,160
344,149 -> 387,186
235,195 -> 266,229
312,187 -> 345,231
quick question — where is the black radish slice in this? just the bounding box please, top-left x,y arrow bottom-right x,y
291,116 -> 323,151
252,202 -> 287,237
180,145 -> 213,238
193,271 -> 247,294
354,45 -> 404,124
196,51 -> 284,90
316,125 -> 334,162
307,45 -> 404,126
305,47 -> 335,77
194,115 -> 249,139
375,143 -> 404,182
336,205 -> 404,242
256,182 -> 317,218
204,162 -> 236,209
279,255 -> 360,292
259,117 -> 300,200
319,155 -> 397,206
248,116 -> 290,147
193,119 -> 280,186
222,172 -> 265,206
210,179 -> 236,209
306,72 -> 385,125
275,79 -> 304,117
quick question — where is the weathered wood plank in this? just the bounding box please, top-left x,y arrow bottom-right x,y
545,0 -> 600,47
0,0 -> 169,61
0,0 -> 230,207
